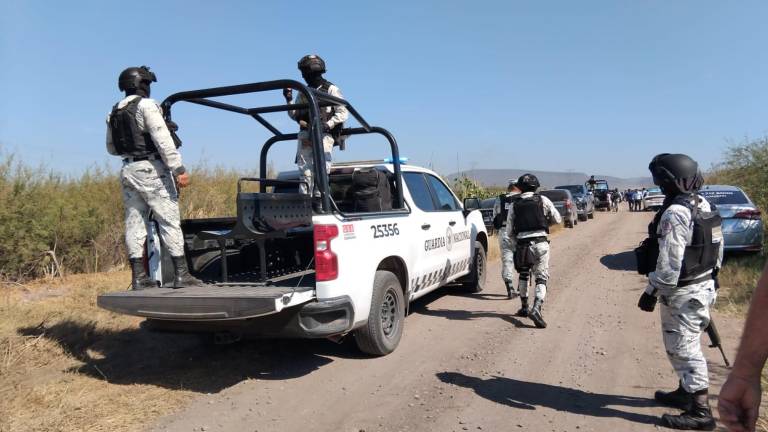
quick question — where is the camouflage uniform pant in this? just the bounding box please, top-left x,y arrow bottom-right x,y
498,227 -> 515,286
296,132 -> 334,196
121,159 -> 185,258
516,240 -> 550,301
658,281 -> 717,393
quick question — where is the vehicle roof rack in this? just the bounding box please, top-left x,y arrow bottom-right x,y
161,79 -> 404,213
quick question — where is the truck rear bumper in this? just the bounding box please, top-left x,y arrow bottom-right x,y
97,284 -> 315,321
294,295 -> 355,337
101,287 -> 355,339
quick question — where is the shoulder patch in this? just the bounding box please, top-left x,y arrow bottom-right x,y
660,219 -> 673,236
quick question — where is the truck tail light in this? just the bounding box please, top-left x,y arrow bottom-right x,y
314,224 -> 339,281
734,209 -> 762,220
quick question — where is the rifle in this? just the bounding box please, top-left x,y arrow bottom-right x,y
705,318 -> 730,367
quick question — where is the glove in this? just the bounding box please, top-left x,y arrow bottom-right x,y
637,292 -> 658,312
493,214 -> 503,230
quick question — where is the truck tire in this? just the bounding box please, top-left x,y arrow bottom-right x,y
355,270 -> 404,356
587,211 -> 594,219
462,241 -> 487,293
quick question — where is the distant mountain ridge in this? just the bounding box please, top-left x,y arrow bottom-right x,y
447,169 -> 654,190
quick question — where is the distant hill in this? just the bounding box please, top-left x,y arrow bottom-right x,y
447,169 -> 654,190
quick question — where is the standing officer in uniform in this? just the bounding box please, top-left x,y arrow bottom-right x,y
283,55 -> 349,199
637,153 -> 723,430
505,174 -> 562,328
106,66 -> 201,290
493,180 -> 520,299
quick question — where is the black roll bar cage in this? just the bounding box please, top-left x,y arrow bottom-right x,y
161,79 -> 405,213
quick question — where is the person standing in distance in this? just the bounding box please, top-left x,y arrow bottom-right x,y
637,153 -> 723,430
504,174 -> 562,328
283,55 -> 349,200
718,261 -> 768,432
106,66 -> 201,290
493,180 -> 521,299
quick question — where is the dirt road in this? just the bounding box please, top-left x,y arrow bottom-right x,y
150,211 -> 742,432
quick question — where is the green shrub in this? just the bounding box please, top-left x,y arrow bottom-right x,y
451,174 -> 504,201
0,150 -> 252,281
707,137 -> 768,311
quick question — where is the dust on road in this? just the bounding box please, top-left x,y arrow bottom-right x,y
150,211 -> 742,432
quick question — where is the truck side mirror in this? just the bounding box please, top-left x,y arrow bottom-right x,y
463,197 -> 481,211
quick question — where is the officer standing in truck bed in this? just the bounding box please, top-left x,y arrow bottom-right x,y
106,66 -> 201,290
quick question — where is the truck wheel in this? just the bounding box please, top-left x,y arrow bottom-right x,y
462,241 -> 487,293
587,211 -> 594,219
355,270 -> 404,356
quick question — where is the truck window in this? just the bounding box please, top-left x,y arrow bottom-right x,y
426,175 -> 459,211
403,172 -> 436,211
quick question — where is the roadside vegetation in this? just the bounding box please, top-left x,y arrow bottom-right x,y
0,149 -> 259,282
706,137 -> 768,314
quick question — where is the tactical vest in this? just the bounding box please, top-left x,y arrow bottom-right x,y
297,80 -> 346,149
498,193 -> 515,223
635,194 -> 721,284
512,194 -> 548,234
109,97 -> 158,156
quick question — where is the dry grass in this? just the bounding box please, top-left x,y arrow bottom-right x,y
715,253 -> 766,315
0,273 -> 196,432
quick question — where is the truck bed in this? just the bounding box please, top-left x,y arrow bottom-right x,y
98,274 -> 315,321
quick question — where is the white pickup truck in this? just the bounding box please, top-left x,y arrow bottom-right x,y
97,80 -> 488,356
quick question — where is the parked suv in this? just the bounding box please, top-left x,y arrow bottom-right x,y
555,184 -> 594,221
540,189 -> 578,228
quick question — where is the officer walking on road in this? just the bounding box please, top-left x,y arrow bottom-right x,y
107,66 -> 201,290
505,174 -> 562,328
637,153 -> 724,430
283,55 -> 349,200
493,180 -> 521,299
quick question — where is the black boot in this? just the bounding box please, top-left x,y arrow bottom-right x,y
515,297 -> 529,317
529,298 -> 547,328
129,258 -> 156,290
661,389 -> 716,431
506,282 -> 519,300
172,256 -> 203,289
655,382 -> 693,411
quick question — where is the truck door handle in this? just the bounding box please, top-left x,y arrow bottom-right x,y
421,224 -> 431,230
449,220 -> 457,226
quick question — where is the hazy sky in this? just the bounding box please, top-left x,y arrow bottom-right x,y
1,1 -> 766,178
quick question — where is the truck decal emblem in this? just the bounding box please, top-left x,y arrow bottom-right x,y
342,223 -> 356,240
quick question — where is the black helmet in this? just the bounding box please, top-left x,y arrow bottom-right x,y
648,153 -> 703,194
118,66 -> 157,92
298,55 -> 326,74
516,173 -> 540,192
